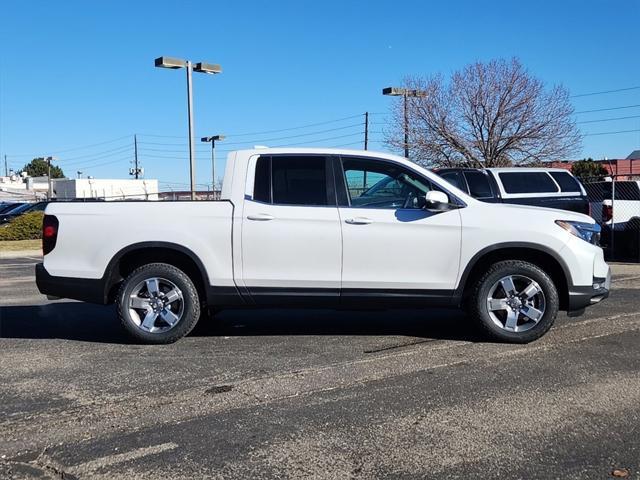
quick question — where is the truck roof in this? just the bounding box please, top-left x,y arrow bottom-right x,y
230,147 -> 407,162
486,167 -> 576,173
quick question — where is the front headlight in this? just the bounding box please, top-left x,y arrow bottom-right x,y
555,220 -> 601,245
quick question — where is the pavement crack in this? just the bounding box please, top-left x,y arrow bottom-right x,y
364,337 -> 439,354
205,384 -> 234,395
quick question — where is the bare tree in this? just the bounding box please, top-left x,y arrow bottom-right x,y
386,58 -> 581,167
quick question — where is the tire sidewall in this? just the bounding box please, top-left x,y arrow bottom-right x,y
117,263 -> 201,344
473,261 -> 559,343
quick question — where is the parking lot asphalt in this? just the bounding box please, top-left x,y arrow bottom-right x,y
1,256 -> 640,479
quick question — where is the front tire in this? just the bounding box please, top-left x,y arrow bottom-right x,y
117,263 -> 201,344
467,260 -> 559,343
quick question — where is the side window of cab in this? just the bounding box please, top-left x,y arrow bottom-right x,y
253,155 -> 333,206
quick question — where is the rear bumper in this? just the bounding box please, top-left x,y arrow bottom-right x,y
567,269 -> 611,312
35,263 -> 107,304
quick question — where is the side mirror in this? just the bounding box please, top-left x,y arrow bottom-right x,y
424,190 -> 450,210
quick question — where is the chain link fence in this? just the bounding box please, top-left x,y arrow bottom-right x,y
582,175 -> 640,263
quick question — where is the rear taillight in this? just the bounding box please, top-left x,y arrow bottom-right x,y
602,204 -> 613,223
42,215 -> 59,255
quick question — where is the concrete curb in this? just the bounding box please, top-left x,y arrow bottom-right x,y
0,249 -> 42,260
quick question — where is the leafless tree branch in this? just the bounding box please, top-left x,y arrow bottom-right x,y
385,58 -> 582,168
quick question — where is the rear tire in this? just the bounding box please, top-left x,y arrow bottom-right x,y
117,263 -> 201,344
466,260 -> 559,343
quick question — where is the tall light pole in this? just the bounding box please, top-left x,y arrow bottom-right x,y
382,87 -> 427,159
44,156 -> 57,200
155,56 -> 222,200
201,135 -> 225,197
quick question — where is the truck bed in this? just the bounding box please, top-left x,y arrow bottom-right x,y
43,200 -> 235,287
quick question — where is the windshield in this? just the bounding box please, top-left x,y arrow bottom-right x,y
0,203 -> 19,214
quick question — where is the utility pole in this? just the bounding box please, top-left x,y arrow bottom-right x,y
134,134 -> 139,179
45,156 -> 56,200
364,112 -> 369,150
129,135 -> 142,179
4,154 -> 7,176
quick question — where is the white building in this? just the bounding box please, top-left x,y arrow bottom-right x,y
53,179 -> 159,201
0,173 -> 42,201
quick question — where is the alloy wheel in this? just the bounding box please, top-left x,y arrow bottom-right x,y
128,277 -> 185,333
486,274 -> 546,333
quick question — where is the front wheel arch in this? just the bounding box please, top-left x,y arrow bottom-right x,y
459,245 -> 570,310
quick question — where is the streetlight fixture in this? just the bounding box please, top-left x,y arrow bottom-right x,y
155,56 -> 222,200
200,135 -> 225,197
382,87 -> 427,158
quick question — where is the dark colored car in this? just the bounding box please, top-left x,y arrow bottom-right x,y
0,202 -> 23,214
0,201 -> 48,224
434,167 -> 590,215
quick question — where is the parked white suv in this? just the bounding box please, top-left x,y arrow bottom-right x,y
36,149 -> 610,344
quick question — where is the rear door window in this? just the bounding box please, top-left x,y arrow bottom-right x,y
272,156 -> 330,206
498,172 -> 559,194
253,155 -> 332,206
464,171 -> 493,198
549,171 -> 582,192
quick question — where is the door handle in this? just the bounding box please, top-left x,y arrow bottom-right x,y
345,217 -> 372,225
247,213 -> 275,221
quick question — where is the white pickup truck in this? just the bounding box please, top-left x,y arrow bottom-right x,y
584,180 -> 640,260
36,148 -> 610,344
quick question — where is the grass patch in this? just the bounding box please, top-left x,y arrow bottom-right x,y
0,211 -> 44,241
0,239 -> 41,252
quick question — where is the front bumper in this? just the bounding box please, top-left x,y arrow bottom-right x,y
35,263 -> 107,304
567,268 -> 611,313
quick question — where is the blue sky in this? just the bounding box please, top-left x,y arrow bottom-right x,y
1,0 -> 639,189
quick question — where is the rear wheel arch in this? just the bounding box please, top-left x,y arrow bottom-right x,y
104,242 -> 209,304
459,244 -> 571,310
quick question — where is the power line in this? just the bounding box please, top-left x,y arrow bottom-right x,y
583,128 -> 640,137
575,104 -> 640,114
56,143 -> 133,163
5,141 -> 133,163
577,114 -> 640,124
139,123 -> 365,149
268,131 -> 378,148
4,135 -> 132,157
220,114 -> 364,137
138,133 -> 388,160
328,141 -> 367,149
73,156 -> 132,171
571,86 -> 640,98
138,114 -> 365,139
